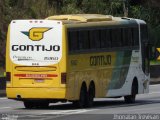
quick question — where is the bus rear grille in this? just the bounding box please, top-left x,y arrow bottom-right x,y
15,66 -> 57,72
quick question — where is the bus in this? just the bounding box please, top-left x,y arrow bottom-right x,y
6,14 -> 150,108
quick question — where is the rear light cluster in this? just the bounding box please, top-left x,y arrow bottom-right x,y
61,73 -> 67,84
5,72 -> 67,84
6,72 -> 11,82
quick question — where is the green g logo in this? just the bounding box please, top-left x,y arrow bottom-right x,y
21,27 -> 52,41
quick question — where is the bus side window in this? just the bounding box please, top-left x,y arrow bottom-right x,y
78,30 -> 90,50
132,27 -> 139,46
128,28 -> 133,47
100,29 -> 111,49
111,28 -> 122,48
140,24 -> 149,74
89,30 -> 100,49
68,31 -> 79,52
122,28 -> 132,47
141,25 -> 148,42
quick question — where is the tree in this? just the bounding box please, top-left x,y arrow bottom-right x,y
0,0 -> 160,67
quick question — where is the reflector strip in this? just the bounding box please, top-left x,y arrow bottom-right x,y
14,74 -> 58,78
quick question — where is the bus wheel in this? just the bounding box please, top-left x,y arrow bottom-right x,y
87,83 -> 95,107
124,81 -> 138,103
73,84 -> 87,108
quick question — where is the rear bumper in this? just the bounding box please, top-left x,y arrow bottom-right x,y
6,87 -> 66,99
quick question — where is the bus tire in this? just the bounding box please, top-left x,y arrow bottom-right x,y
124,80 -> 138,103
87,82 -> 95,107
73,83 -> 87,108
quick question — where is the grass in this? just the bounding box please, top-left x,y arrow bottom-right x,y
150,60 -> 160,65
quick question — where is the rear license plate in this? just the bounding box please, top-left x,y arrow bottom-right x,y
34,79 -> 44,83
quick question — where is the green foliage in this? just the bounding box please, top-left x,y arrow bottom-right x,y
62,2 -> 83,14
108,1 -> 123,16
8,0 -> 18,7
0,0 -> 160,67
129,4 -> 160,47
82,0 -> 107,14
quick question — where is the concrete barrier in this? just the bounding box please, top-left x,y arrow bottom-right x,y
150,65 -> 160,84
150,65 -> 160,78
0,77 -> 6,97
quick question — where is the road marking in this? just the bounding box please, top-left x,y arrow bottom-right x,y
0,107 -> 11,109
138,92 -> 160,96
148,92 -> 160,94
42,109 -> 96,115
0,97 -> 7,100
150,84 -> 160,87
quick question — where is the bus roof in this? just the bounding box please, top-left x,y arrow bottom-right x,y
45,14 -> 113,23
45,14 -> 140,28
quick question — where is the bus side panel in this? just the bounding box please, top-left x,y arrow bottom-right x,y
108,50 -> 132,90
66,52 -> 117,100
107,50 -> 142,97
67,50 -> 140,100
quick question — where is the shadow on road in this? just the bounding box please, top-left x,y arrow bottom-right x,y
17,99 -> 160,110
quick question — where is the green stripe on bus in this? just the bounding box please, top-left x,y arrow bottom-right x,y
108,51 -> 132,89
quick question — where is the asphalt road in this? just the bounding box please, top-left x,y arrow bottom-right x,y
0,84 -> 160,120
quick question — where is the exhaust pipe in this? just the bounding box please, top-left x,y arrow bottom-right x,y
17,95 -> 21,99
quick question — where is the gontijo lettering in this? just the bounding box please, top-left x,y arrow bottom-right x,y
90,55 -> 111,66
12,45 -> 60,51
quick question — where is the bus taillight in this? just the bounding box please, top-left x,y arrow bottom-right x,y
61,73 -> 67,84
6,72 -> 11,82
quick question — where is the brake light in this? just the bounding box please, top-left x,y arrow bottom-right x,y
61,73 -> 67,84
6,72 -> 11,82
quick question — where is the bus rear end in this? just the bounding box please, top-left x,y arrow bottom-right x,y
6,20 -> 67,108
